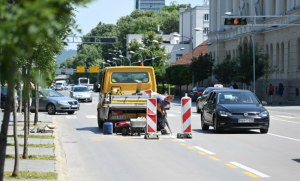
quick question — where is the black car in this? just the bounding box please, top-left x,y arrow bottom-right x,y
201,90 -> 269,133
189,86 -> 206,102
196,87 -> 229,113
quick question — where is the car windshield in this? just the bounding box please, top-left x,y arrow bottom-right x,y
197,87 -> 205,91
217,92 -> 259,104
111,72 -> 149,83
73,87 -> 89,92
56,83 -> 62,86
40,90 -> 64,97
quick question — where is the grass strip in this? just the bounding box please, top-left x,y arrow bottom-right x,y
5,154 -> 55,160
7,143 -> 55,148
4,171 -> 57,180
7,135 -> 54,139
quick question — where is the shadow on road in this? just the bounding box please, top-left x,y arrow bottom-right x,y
193,129 -> 261,134
76,127 -> 103,134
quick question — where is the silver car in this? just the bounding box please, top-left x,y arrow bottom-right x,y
70,86 -> 92,102
30,89 -> 80,115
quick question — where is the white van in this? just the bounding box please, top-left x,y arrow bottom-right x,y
55,80 -> 67,91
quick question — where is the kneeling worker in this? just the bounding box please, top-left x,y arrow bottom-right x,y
156,95 -> 174,134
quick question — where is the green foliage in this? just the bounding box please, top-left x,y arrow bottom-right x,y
212,55 -> 238,85
157,84 -> 175,95
235,43 -> 269,85
159,1 -> 188,12
189,54 -> 214,83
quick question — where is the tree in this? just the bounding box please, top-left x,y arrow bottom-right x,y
235,43 -> 269,85
0,0 -> 92,179
159,1 -> 188,12
12,84 -> 19,177
212,55 -> 238,85
189,54 -> 214,85
166,65 -> 190,97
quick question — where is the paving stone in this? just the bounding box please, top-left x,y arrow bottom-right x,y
7,138 -> 54,145
4,160 -> 55,172
6,147 -> 54,156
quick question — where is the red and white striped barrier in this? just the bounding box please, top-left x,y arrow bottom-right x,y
145,98 -> 158,139
178,96 -> 192,138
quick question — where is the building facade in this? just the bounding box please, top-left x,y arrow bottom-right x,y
208,0 -> 300,102
134,0 -> 165,12
126,33 -> 190,63
179,5 -> 210,52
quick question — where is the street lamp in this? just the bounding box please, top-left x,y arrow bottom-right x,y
109,52 -> 117,57
107,60 -> 117,66
139,47 -> 155,66
119,55 -> 131,66
102,62 -> 111,67
144,54 -> 167,64
113,57 -> 123,66
132,61 -> 141,65
129,51 -> 143,63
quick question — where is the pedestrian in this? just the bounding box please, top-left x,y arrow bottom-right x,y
233,83 -> 238,89
14,84 -> 19,111
156,95 -> 174,134
278,82 -> 284,104
229,84 -> 234,89
268,84 -> 274,105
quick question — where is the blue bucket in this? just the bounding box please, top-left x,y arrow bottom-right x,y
103,122 -> 113,134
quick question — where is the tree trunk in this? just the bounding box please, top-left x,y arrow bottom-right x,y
23,70 -> 31,159
34,83 -> 38,126
12,86 -> 19,177
0,61 -> 16,179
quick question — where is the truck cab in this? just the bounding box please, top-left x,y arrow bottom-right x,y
97,66 -> 157,129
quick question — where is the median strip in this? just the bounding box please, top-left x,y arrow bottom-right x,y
230,162 -> 270,178
4,171 -> 57,180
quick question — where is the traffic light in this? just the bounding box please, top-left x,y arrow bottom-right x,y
224,18 -> 247,25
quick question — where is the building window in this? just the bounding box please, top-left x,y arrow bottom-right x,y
204,27 -> 209,35
204,14 -> 209,21
176,54 -> 183,61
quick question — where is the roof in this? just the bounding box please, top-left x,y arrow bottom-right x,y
212,89 -> 252,93
105,66 -> 154,71
172,40 -> 208,66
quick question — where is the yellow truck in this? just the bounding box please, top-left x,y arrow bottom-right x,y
97,66 -> 158,130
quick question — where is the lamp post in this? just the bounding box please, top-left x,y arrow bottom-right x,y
102,62 -> 111,67
139,47 -> 154,66
119,55 -> 131,66
107,60 -> 117,66
144,54 -> 167,64
109,52 -> 117,57
132,61 -> 141,65
129,51 -> 143,63
173,33 -> 196,87
113,57 -> 122,66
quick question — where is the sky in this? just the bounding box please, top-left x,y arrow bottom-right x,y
66,0 -> 204,50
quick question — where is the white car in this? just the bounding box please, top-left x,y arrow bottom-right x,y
70,86 -> 92,102
87,84 -> 94,91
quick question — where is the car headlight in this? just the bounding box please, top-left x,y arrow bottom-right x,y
218,111 -> 232,117
259,111 -> 268,117
58,101 -> 69,105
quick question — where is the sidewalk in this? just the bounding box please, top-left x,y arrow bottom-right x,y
3,112 -> 69,181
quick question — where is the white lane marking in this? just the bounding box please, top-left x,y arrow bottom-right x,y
271,118 -> 299,124
276,115 -> 295,119
169,135 -> 185,142
268,133 -> 300,142
86,115 -> 97,119
192,115 -> 199,117
193,146 -> 216,155
230,162 -> 270,178
66,116 -> 77,119
176,139 -> 185,142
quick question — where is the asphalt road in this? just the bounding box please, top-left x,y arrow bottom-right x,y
51,90 -> 300,181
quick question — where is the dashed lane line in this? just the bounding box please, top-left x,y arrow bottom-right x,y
187,147 -> 196,150
244,172 -> 260,178
230,162 -> 270,178
267,133 -> 300,142
198,151 -> 207,155
118,137 -> 125,141
193,146 -> 216,155
179,143 -> 186,146
225,163 -> 238,168
209,156 -> 220,161
127,138 -> 133,141
86,115 -> 97,119
66,116 -> 77,119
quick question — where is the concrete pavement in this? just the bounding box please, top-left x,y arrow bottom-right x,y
52,90 -> 300,181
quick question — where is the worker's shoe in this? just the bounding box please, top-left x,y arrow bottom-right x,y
161,130 -> 169,135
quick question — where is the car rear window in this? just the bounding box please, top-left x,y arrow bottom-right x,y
197,87 -> 206,91
111,72 -> 149,83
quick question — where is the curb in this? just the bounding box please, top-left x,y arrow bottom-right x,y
53,117 -> 70,181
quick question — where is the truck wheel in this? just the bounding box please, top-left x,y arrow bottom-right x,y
97,109 -> 104,128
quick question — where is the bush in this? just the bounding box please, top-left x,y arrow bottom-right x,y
157,84 -> 174,95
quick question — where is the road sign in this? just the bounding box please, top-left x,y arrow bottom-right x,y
55,69 -> 61,74
77,66 -> 85,73
90,66 -> 99,73
65,69 -> 74,75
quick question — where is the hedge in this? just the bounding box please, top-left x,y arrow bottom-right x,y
157,84 -> 175,95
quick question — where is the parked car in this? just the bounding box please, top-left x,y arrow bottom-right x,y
67,84 -> 76,90
201,89 -> 269,133
70,86 -> 92,102
1,86 -> 20,110
55,82 -> 63,91
196,87 -> 229,113
30,89 -> 79,115
189,86 -> 206,102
